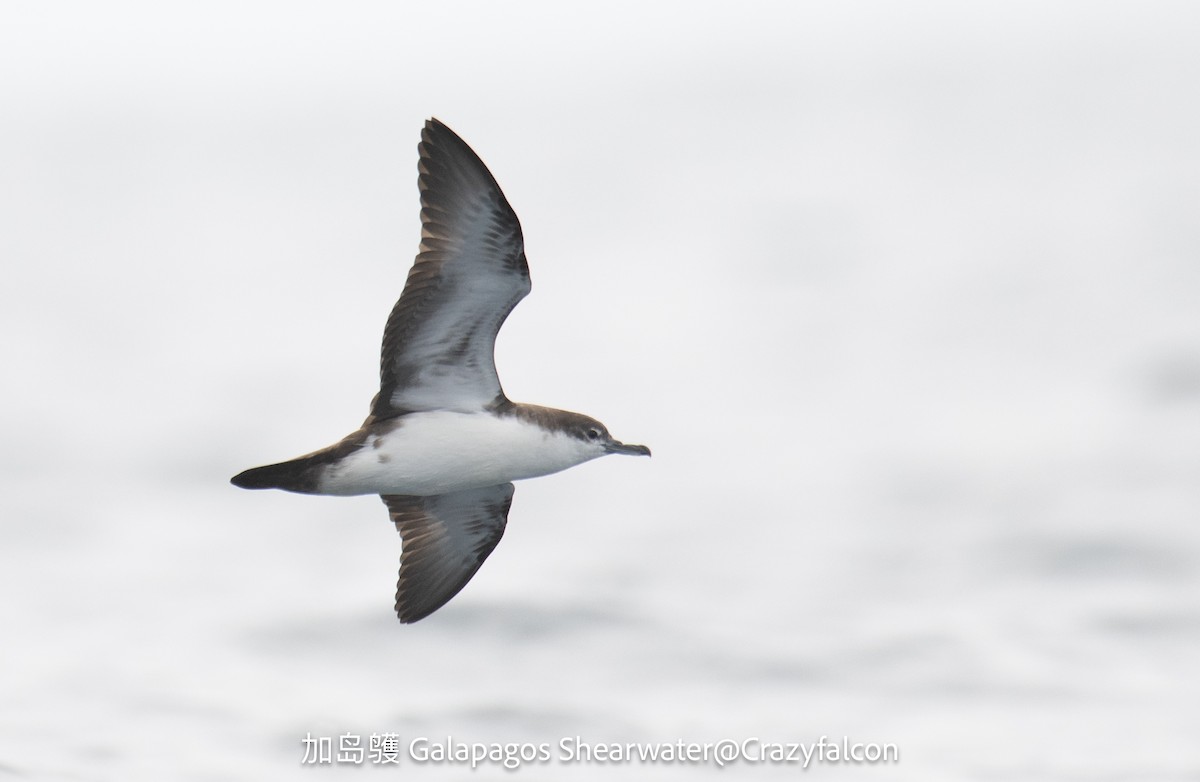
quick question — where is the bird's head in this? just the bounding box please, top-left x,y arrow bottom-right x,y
565,414 -> 651,459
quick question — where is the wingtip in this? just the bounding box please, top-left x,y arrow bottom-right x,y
394,597 -> 431,624
419,117 -> 456,162
422,117 -> 476,151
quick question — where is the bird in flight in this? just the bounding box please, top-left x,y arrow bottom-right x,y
232,118 -> 650,623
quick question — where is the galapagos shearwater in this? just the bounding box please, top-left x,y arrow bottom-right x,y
232,118 -> 650,623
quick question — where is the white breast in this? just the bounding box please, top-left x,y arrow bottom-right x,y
317,411 -> 597,496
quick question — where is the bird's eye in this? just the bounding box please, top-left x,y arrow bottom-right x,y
586,428 -> 601,440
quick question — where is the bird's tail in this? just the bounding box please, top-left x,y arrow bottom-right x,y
231,457 -> 319,493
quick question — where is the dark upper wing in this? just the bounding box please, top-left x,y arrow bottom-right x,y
372,119 -> 531,419
382,483 -> 514,623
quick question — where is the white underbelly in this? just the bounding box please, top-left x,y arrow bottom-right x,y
317,411 -> 593,496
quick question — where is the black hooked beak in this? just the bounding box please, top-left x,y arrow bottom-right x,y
605,439 -> 651,457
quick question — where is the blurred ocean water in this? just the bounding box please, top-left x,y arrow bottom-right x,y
2,2 -> 1198,779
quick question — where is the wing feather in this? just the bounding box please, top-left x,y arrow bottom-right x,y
382,483 -> 514,623
373,119 -> 530,419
